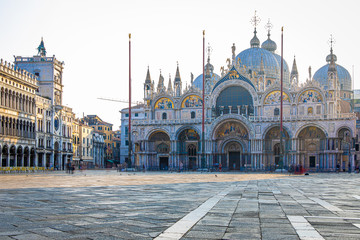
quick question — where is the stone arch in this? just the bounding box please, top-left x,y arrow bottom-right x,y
215,85 -> 254,116
175,125 -> 201,140
295,123 -> 328,139
145,128 -> 171,141
1,145 -> 8,167
152,96 -> 175,109
210,80 -> 258,108
9,145 -> 16,167
23,146 -> 29,167
30,148 -> 36,167
296,88 -> 325,104
179,94 -> 203,109
211,116 -> 253,140
337,126 -> 353,139
17,146 -> 23,167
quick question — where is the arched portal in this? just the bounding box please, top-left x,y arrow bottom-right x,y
2,145 -> 8,167
224,141 -> 242,170
30,148 -> 35,167
177,129 -> 200,170
10,145 -> 16,167
148,131 -> 170,170
264,126 -> 290,170
213,120 -> 249,170
338,127 -> 352,171
297,126 -> 326,169
23,147 -> 29,167
216,86 -> 254,116
17,146 -> 23,167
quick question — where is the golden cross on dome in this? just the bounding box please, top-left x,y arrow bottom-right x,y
251,10 -> 261,28
207,43 -> 212,58
265,18 -> 273,33
328,34 -> 336,49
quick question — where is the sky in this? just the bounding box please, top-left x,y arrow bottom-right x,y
0,0 -> 359,129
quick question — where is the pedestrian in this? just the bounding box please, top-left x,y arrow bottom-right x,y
66,160 -> 71,174
219,162 -> 222,172
348,162 -> 351,173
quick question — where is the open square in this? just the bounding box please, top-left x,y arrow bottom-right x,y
0,171 -> 360,239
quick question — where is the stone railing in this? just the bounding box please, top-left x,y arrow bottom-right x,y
0,59 -> 37,86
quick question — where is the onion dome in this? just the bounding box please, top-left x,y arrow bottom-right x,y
261,32 -> 277,52
250,29 -> 260,48
313,64 -> 351,91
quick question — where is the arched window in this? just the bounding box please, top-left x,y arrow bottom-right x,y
274,108 -> 280,116
191,111 -> 195,119
267,80 -> 272,86
162,112 -> 167,120
187,144 -> 197,156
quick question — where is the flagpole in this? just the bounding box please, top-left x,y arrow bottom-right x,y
128,33 -> 132,168
280,27 -> 284,172
202,30 -> 205,169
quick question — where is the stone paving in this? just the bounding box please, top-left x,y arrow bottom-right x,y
0,171 -> 359,239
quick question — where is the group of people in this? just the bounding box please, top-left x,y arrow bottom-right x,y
66,160 -> 75,174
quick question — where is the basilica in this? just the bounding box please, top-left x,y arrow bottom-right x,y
120,20 -> 356,172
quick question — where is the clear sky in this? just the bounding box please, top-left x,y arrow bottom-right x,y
0,0 -> 359,129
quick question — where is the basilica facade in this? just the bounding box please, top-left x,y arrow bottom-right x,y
122,23 -> 356,172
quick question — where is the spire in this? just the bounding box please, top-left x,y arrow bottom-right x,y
328,35 -> 337,73
157,70 -> 165,92
145,66 -> 151,83
37,37 -> 46,57
174,62 -> 181,82
259,55 -> 265,75
174,62 -> 182,97
167,74 -> 173,93
250,11 -> 261,48
291,56 -> 298,76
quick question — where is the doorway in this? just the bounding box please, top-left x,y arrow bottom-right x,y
229,151 -> 240,170
159,157 -> 168,170
189,157 -> 196,170
309,156 -> 316,168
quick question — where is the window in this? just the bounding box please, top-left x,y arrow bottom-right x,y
125,140 -> 129,146
83,138 -> 85,144
191,111 -> 195,119
135,113 -> 138,117
125,113 -> 129,117
316,105 -> 321,114
162,112 -> 167,120
308,107 -> 313,115
274,108 -> 279,116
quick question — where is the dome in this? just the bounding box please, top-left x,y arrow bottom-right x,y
313,64 -> 352,91
261,37 -> 277,52
326,53 -> 337,63
236,47 -> 279,79
193,72 -> 220,89
273,53 -> 290,84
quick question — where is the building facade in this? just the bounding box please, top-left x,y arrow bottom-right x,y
83,115 -> 113,165
0,59 -> 37,168
122,21 -> 356,172
93,132 -> 105,168
14,39 -> 73,170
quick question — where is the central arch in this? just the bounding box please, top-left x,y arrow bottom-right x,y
177,128 -> 200,170
148,131 -> 170,170
297,126 -> 326,169
264,126 -> 290,170
213,120 -> 249,170
215,86 -> 254,116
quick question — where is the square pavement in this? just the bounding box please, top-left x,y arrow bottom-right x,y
0,171 -> 360,239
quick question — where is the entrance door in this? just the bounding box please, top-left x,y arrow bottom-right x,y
159,157 -> 168,170
229,152 -> 240,170
309,156 -> 316,168
189,157 -> 196,170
